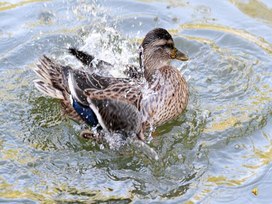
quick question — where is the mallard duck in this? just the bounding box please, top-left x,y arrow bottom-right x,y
33,28 -> 189,141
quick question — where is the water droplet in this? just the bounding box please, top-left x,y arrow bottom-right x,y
234,144 -> 240,149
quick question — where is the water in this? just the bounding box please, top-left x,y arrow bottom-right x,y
0,0 -> 272,203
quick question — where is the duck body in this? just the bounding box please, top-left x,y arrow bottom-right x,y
141,66 -> 188,127
33,28 -> 189,140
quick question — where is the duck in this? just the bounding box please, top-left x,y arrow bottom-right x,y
33,28 -> 189,141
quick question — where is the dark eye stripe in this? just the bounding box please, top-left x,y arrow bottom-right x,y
158,44 -> 174,49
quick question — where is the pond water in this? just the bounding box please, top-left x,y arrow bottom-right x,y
0,0 -> 272,203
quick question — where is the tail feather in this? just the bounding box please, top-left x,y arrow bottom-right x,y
33,56 -> 68,99
34,80 -> 64,99
33,55 -> 85,123
69,47 -> 113,70
69,48 -> 95,66
33,64 -> 53,85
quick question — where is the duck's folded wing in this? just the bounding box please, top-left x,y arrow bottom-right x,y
68,70 -> 133,105
90,99 -> 142,134
84,83 -> 143,139
84,82 -> 142,109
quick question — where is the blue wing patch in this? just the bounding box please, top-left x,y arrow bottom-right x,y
72,98 -> 98,127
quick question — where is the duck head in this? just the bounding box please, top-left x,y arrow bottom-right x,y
139,28 -> 188,80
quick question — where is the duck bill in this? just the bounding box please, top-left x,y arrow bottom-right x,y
171,48 -> 189,61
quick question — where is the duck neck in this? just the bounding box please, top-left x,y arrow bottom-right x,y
143,55 -> 169,82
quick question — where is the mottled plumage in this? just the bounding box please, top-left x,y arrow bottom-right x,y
33,28 -> 189,141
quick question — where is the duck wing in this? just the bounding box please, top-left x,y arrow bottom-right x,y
67,70 -> 132,105
84,82 -> 142,109
68,70 -> 143,130
34,55 -> 143,132
83,83 -> 143,139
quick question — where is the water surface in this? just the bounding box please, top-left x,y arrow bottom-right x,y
0,0 -> 272,203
